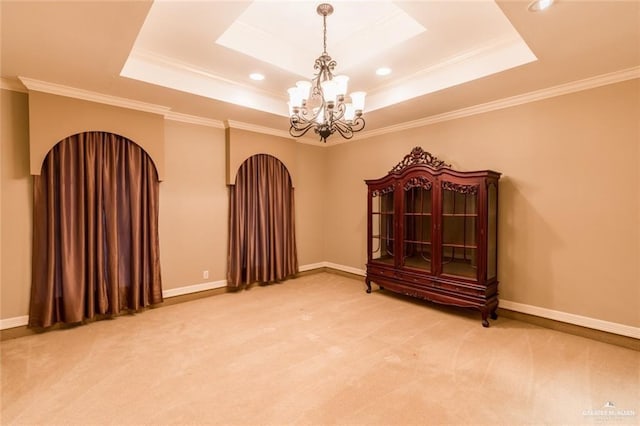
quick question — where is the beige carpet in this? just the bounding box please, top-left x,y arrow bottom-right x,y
1,272 -> 638,425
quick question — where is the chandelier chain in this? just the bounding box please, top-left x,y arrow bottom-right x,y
323,14 -> 327,54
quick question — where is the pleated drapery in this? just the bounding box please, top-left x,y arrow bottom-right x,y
228,154 -> 298,288
29,132 -> 162,328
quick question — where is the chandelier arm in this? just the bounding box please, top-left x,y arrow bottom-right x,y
289,120 -> 317,138
350,116 -> 366,132
332,120 -> 354,139
297,108 -> 319,124
330,102 -> 346,122
291,113 -> 315,130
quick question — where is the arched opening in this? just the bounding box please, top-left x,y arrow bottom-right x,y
227,154 -> 298,288
29,131 -> 162,328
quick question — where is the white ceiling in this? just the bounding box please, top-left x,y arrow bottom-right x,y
1,1 -> 639,139
122,0 -> 536,117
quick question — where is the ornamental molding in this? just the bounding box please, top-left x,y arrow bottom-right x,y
371,185 -> 395,197
404,176 -> 432,191
390,147 -> 449,173
441,181 -> 478,195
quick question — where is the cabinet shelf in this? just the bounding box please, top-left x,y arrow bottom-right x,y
442,243 -> 477,249
366,146 -> 501,327
405,240 -> 432,245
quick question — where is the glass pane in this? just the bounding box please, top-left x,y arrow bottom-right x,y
371,213 -> 381,260
487,183 -> 498,280
403,185 -> 432,272
441,246 -> 477,278
404,242 -> 432,271
370,191 -> 394,265
441,183 -> 478,279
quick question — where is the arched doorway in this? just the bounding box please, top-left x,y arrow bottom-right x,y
29,131 -> 162,328
227,154 -> 298,288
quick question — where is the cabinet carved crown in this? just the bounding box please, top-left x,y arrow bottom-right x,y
389,146 -> 450,173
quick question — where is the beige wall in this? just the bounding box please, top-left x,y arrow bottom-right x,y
1,89 -> 31,318
324,79 -> 640,327
226,127 -> 298,186
160,120 -> 228,288
28,92 -> 165,179
293,143 -> 326,266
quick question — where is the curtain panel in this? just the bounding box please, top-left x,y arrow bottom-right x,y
228,154 -> 298,288
29,132 -> 162,328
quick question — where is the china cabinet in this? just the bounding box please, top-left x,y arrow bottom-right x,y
365,147 -> 501,327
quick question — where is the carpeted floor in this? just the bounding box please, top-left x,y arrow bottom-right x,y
1,272 -> 638,425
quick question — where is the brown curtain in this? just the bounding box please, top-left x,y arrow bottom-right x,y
228,154 -> 298,288
29,132 -> 162,328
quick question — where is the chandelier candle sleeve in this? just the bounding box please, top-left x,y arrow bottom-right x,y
288,3 -> 366,143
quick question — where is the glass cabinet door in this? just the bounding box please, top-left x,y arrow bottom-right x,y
487,182 -> 498,281
441,182 -> 479,279
402,180 -> 432,272
370,189 -> 395,265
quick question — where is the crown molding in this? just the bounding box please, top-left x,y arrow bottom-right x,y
121,49 -> 288,117
18,76 -> 172,115
360,66 -> 640,140
14,67 -> 638,145
225,120 -> 291,138
0,77 -> 28,93
225,120 -> 320,145
165,111 -> 225,128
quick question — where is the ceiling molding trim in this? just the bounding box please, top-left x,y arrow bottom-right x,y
165,112 -> 225,129
0,78 -> 28,93
18,77 -> 172,115
121,49 -> 288,117
360,66 -> 640,140
225,120 -> 291,138
225,120 -> 321,145
365,35 -> 537,113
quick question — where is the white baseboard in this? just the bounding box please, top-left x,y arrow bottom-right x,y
499,300 -> 640,339
298,262 -> 327,272
0,315 -> 29,330
299,261 -> 366,276
4,267 -> 639,339
161,280 -> 227,298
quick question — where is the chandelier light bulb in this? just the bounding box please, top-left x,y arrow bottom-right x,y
296,81 -> 312,102
344,103 -> 355,122
321,80 -> 338,106
288,87 -> 302,109
333,75 -> 349,97
350,91 -> 366,112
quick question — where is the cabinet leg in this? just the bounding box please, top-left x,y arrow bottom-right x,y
481,311 -> 490,328
490,310 -> 498,320
365,278 -> 371,294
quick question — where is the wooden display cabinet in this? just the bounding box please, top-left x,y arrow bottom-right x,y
365,147 -> 501,327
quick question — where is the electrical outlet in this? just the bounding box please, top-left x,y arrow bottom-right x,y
203,270 -> 209,279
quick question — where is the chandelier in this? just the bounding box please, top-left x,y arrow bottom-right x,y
288,3 -> 366,143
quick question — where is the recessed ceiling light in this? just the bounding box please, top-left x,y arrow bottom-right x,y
528,0 -> 554,12
249,73 -> 265,81
376,67 -> 392,76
